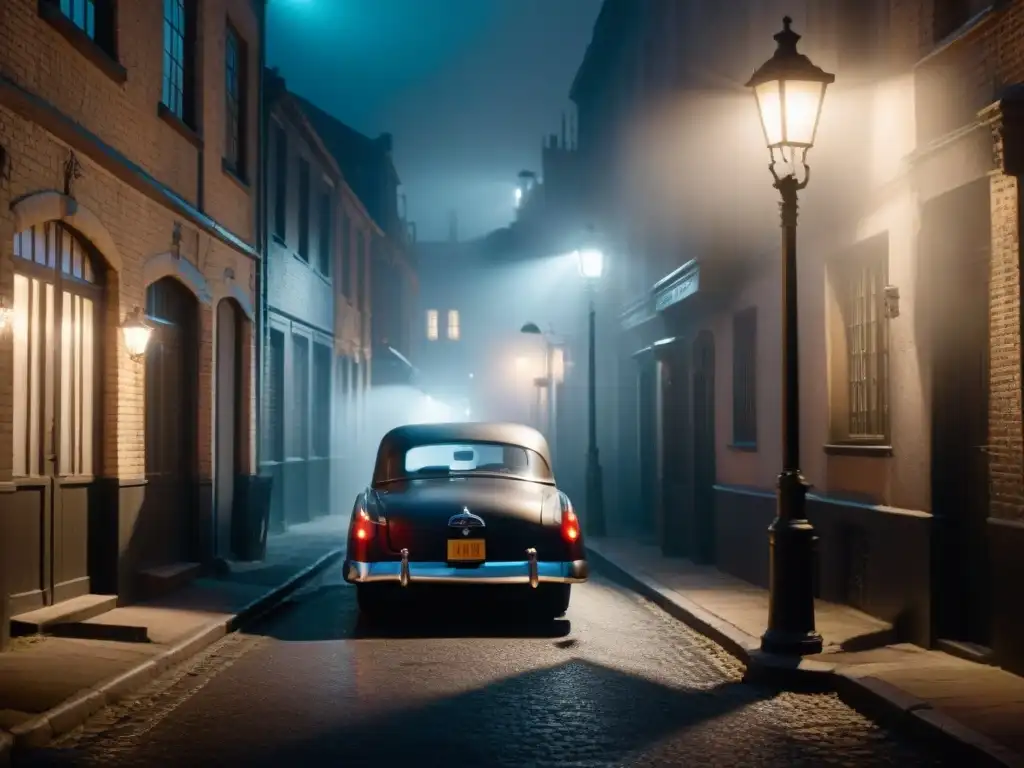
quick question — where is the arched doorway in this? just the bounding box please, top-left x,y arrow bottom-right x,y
10,222 -> 104,611
215,299 -> 242,558
692,330 -> 716,565
143,277 -> 198,571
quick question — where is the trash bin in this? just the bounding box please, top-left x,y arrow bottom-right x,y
232,474 -> 274,561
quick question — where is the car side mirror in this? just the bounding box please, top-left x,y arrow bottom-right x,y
453,449 -> 475,462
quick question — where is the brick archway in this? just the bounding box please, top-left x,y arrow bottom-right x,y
11,191 -> 124,274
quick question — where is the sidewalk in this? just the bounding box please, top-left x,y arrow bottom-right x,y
587,538 -> 1024,768
0,515 -> 348,763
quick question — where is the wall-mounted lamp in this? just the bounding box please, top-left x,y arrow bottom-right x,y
884,285 -> 900,319
0,296 -> 12,336
121,305 -> 153,362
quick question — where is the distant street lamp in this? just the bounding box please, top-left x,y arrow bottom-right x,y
747,16 -> 834,657
121,306 -> 153,363
575,242 -> 605,538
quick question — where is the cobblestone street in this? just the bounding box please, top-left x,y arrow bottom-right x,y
15,566 -> 952,767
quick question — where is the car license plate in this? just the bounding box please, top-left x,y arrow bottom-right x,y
447,538 -> 485,562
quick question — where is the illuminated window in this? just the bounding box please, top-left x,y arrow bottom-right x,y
447,310 -> 460,340
426,309 -> 438,341
828,238 -> 890,444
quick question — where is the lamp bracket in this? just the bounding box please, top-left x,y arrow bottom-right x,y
769,146 -> 810,191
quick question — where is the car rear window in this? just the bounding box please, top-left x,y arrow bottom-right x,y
379,441 -> 553,483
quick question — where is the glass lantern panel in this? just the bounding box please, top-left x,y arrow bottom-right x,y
782,79 -> 825,146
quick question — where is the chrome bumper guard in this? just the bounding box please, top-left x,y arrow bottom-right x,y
343,550 -> 589,587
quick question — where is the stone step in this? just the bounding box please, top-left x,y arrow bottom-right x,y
138,561 -> 203,599
10,593 -> 117,636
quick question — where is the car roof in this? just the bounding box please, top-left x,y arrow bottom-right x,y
375,422 -> 552,466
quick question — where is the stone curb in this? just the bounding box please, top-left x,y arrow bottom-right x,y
586,544 -> 1022,768
0,548 -> 345,760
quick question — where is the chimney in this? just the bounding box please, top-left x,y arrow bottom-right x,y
561,112 -> 567,148
377,132 -> 393,153
448,210 -> 458,243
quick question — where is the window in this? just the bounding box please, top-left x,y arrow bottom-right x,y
224,22 -> 247,177
161,0 -> 197,127
447,309 -> 460,341
273,123 -> 287,241
12,223 -> 99,477
731,307 -> 757,447
340,214 -> 351,299
312,343 -> 332,458
356,231 -> 365,309
291,333 -> 309,458
426,309 -> 438,341
265,328 -> 285,462
58,0 -> 96,37
829,243 -> 890,444
317,188 -> 332,277
383,441 -> 553,484
297,157 -> 310,261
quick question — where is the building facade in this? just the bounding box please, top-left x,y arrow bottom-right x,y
0,0 -> 263,648
570,0 -> 1024,676
296,98 -> 418,392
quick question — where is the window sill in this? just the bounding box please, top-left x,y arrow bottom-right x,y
824,443 -> 893,458
728,442 -> 757,453
38,0 -> 126,85
157,103 -> 202,149
272,232 -> 287,247
221,158 -> 250,191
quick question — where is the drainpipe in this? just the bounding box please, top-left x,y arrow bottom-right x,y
255,0 -> 268,469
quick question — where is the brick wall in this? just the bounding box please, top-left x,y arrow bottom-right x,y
0,0 -> 260,483
989,115 -> 1024,523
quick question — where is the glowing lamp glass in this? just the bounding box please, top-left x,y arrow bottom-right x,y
753,79 -> 826,149
121,306 -> 153,361
576,248 -> 604,280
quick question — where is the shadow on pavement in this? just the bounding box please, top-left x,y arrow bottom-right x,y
247,583 -> 573,642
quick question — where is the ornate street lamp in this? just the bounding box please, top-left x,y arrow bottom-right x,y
748,17 -> 834,656
574,240 -> 606,538
121,305 -> 153,363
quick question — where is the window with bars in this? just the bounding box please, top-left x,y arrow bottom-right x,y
297,158 -> 310,261
732,307 -> 757,447
832,248 -> 890,443
161,0 -> 196,127
273,123 -> 287,241
426,310 -> 438,341
224,23 -> 247,177
317,188 -> 332,277
447,309 -> 460,341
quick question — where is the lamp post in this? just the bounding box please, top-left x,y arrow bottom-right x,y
576,246 -> 605,538
747,17 -> 834,656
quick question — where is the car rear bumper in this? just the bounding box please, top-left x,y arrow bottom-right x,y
343,555 -> 589,586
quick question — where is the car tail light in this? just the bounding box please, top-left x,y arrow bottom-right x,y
353,506 -> 377,541
561,497 -> 580,543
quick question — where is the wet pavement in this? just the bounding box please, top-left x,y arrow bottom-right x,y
16,566 -> 954,767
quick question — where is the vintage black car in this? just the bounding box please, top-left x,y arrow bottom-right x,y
342,422 -> 589,619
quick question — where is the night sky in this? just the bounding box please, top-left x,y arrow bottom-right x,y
267,0 -> 603,243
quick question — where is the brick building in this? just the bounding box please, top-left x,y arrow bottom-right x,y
0,0 -> 263,648
261,69 -> 378,527
296,98 -> 418,391
569,0 -> 1024,676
